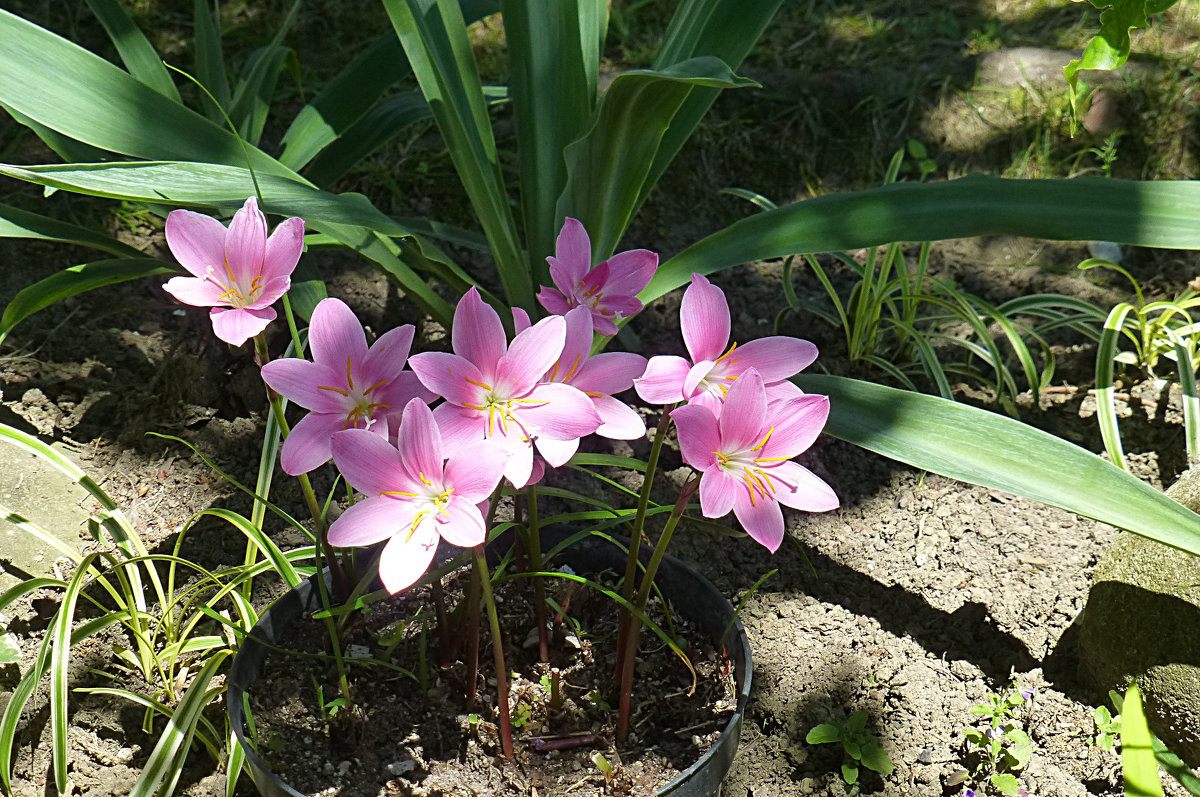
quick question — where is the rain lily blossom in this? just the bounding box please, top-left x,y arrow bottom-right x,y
327,399 -> 509,593
260,298 -> 432,475
671,368 -> 838,553
409,287 -> 601,488
537,217 -> 658,336
514,305 -> 648,464
635,273 -> 818,416
163,196 -> 304,346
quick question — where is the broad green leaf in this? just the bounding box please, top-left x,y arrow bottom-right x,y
1123,682 -> 1166,797
0,258 -> 172,345
641,0 -> 783,210
1063,1 -> 1176,98
846,710 -> 868,732
500,0 -> 605,281
644,177 -> 1200,306
84,0 -> 181,101
557,57 -> 757,261
193,0 -> 232,123
990,773 -> 1021,795
794,374 -> 1200,557
0,203 -> 143,257
860,742 -> 894,775
0,103 -> 116,164
805,723 -> 840,744
384,0 -> 532,313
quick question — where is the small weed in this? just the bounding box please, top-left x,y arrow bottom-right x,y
949,681 -> 1034,796
806,709 -> 894,790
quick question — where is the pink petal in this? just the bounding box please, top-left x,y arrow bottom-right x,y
309,298 -> 368,369
680,273 -> 729,363
699,467 -> 739,518
513,307 -> 532,334
573,352 -> 647,396
209,306 -> 274,346
443,445 -> 510,502
452,287 -> 506,379
519,382 -> 600,440
590,312 -> 620,337
396,398 -> 444,485
432,403 -> 486,459
718,369 -> 768,452
683,360 -> 716,399
600,249 -> 657,296
497,315 -> 566,396
261,216 -> 305,282
165,209 -> 229,279
500,435 -> 535,488
363,324 -> 416,382
535,436 -> 579,468
633,355 -> 689,404
770,461 -> 840,512
373,370 -> 436,412
246,274 -> 291,309
548,306 -> 594,383
593,396 -> 645,440
279,411 -> 346,474
330,427 -> 413,496
378,523 -> 440,593
766,379 -> 805,406
526,457 -> 546,487
549,217 -> 591,287
328,495 -> 417,548
596,294 -> 642,322
162,276 -> 228,308
261,359 -> 345,413
537,286 -> 573,316
670,403 -> 719,470
224,196 -> 268,278
733,490 -> 785,553
408,351 -> 488,407
759,395 -> 830,461
687,390 -> 725,418
718,336 -> 818,383
435,497 -> 487,547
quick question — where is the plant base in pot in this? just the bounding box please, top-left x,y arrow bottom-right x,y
227,536 -> 752,797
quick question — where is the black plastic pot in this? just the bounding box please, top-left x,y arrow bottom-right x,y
227,537 -> 753,797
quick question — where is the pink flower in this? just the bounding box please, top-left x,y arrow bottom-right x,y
408,287 -> 602,488
635,273 -> 818,416
260,298 -> 432,475
162,196 -> 304,346
328,399 -> 509,593
537,217 -> 658,336
671,369 -> 838,553
514,305 -> 648,465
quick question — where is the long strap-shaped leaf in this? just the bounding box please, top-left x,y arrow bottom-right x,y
84,0 -> 181,101
193,0 -> 232,124
645,176 -> 1200,304
383,0 -> 532,313
500,0 -> 605,280
794,373 -> 1200,557
556,57 -> 757,262
227,0 -> 302,146
1122,682 -> 1166,797
0,203 -> 143,257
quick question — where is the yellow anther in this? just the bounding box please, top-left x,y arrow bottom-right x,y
217,286 -> 242,302
345,356 -> 355,390
380,490 -> 418,498
715,341 -> 739,365
363,379 -> 388,395
464,377 -> 495,392
318,385 -> 351,397
714,451 -> 730,464
418,471 -> 433,486
751,426 -> 774,453
563,354 -> 582,383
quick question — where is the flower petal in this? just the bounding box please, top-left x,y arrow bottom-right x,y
261,359 -> 345,412
497,315 -> 566,396
209,306 -> 274,346
769,461 -> 840,512
593,396 -> 645,440
549,217 -> 591,288
633,355 -> 689,404
537,286 -> 572,316
683,360 -> 716,399
408,351 -> 488,407
378,523 -> 440,593
309,298 -> 369,369
766,379 -> 805,407
432,403 -> 486,459
363,324 -> 416,383
590,313 -> 620,337
535,436 -> 579,468
597,294 -> 642,322
246,274 -> 291,309
162,276 -> 228,308
452,287 -> 507,379
733,490 -> 785,553
680,274 -> 729,363
573,352 -> 647,396
397,398 -> 444,485
519,382 -> 600,440
373,370 -> 437,411
327,495 -> 417,548
435,497 -> 487,547
443,445 -> 510,502
261,216 -> 305,282
718,336 -> 818,383
547,306 -> 593,383
699,467 -> 739,519
224,196 -> 268,277
500,435 -> 535,488
330,427 -> 413,496
670,403 -> 719,470
165,209 -> 229,279
513,307 -> 532,334
279,411 -> 346,474
600,249 -> 657,296
759,394 -> 830,461
718,369 -> 767,452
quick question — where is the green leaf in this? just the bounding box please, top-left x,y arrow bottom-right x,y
84,0 -> 181,101
0,202 -> 143,257
1123,682 -> 1166,797
841,762 -> 859,785
991,773 -> 1021,795
0,258 -> 172,345
556,57 -> 757,262
860,742 -> 894,775
1006,728 -> 1033,770
227,1 -> 302,146
643,177 -> 1200,307
0,633 -> 18,666
794,374 -> 1200,557
193,0 -> 232,123
847,710 -> 869,733
805,723 -> 840,744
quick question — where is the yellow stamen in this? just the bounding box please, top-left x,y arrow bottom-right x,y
407,511 -> 430,541
380,490 -> 418,498
464,377 -> 494,391
742,472 -> 758,506
751,426 -> 774,453
318,385 -> 351,397
363,379 -> 388,395
714,451 -> 730,464
418,472 -> 433,486
754,455 -> 793,464
217,286 -> 242,302
563,354 -> 582,383
715,341 -> 739,365
345,356 -> 355,391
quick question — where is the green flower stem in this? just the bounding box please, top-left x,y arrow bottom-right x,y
615,473 -> 700,746
473,544 -> 514,759
525,485 -> 549,663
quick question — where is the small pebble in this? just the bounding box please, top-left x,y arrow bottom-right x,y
388,759 -> 417,775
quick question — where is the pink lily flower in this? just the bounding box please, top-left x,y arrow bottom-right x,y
408,287 -> 602,488
537,217 -> 658,336
671,368 -> 838,553
260,298 -> 433,475
514,305 -> 648,465
328,399 -> 509,593
162,196 -> 304,346
635,273 -> 818,416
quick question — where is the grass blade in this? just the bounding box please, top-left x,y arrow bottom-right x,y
1097,303 -> 1136,470
84,0 -> 180,101
1122,682 -> 1166,797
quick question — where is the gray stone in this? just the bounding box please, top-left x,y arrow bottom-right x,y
1078,466 -> 1200,764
